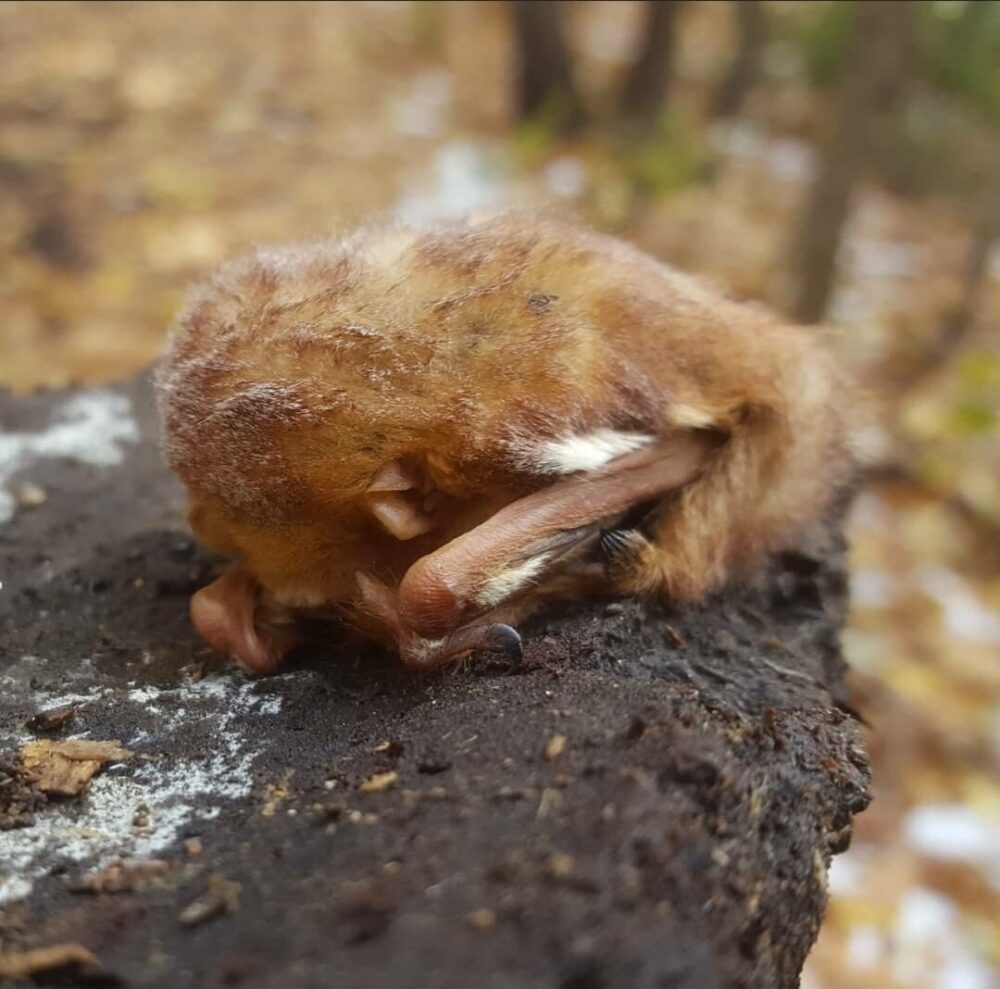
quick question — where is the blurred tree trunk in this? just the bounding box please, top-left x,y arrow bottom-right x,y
938,194 -> 997,353
889,189 -> 998,392
712,0 -> 765,118
790,1 -> 917,324
618,1 -> 685,132
511,0 -> 585,134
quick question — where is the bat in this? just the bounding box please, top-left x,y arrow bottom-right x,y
155,215 -> 864,674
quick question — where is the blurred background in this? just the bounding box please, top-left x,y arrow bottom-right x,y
0,2 -> 996,985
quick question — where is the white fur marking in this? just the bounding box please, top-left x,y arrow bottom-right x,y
531,429 -> 655,475
406,635 -> 447,664
475,554 -> 551,609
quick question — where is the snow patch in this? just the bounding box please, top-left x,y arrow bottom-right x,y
917,567 -> 1000,645
393,141 -> 509,226
904,803 -> 1000,882
390,69 -> 451,139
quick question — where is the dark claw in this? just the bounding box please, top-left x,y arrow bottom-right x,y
478,623 -> 523,662
599,528 -> 649,579
404,622 -> 524,670
599,529 -> 636,562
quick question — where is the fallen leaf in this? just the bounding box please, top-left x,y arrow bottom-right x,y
21,739 -> 131,797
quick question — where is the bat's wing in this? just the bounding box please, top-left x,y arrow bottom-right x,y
361,429 -> 719,668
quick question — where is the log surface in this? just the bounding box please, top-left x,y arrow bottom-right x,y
0,376 -> 869,989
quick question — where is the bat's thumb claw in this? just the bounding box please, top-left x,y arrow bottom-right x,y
401,622 -> 524,670
479,623 -> 523,662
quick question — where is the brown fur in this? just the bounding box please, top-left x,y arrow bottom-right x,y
156,215 -> 864,660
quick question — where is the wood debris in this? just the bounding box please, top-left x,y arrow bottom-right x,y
25,703 -> 78,734
70,858 -> 171,894
179,874 -> 242,927
16,481 -> 47,507
21,739 -> 131,797
0,755 -> 46,830
547,852 -> 576,880
544,734 -> 567,760
0,943 -> 98,979
467,908 -> 496,931
358,771 -> 398,794
664,624 -> 686,649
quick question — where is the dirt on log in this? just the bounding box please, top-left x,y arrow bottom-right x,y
0,375 -> 870,989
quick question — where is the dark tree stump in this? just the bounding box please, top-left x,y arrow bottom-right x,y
0,375 -> 869,989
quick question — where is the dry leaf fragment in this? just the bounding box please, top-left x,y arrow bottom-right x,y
21,739 -> 131,797
358,771 -> 398,794
179,874 -> 242,927
0,943 -> 98,979
70,858 -> 170,894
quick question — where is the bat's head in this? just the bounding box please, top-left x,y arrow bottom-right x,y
153,225 -> 587,671
163,396 -> 530,673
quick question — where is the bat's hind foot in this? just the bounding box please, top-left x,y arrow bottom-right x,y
599,528 -> 665,594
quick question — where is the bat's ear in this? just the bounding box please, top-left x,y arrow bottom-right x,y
190,565 -> 299,674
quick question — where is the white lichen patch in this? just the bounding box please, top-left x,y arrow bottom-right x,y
0,670 -> 287,904
0,391 -> 139,523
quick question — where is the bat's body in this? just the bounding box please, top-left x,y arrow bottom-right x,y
156,216 -> 862,673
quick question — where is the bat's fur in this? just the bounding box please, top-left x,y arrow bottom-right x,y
156,215 -> 864,663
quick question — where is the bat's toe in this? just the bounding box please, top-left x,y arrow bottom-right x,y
599,528 -> 651,577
